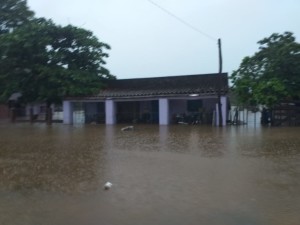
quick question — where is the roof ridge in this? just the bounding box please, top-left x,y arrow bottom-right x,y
114,73 -> 228,81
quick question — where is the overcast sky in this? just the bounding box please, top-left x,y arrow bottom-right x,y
27,0 -> 300,79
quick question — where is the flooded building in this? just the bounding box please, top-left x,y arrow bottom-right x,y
63,73 -> 229,126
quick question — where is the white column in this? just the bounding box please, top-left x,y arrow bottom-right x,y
221,96 -> 227,126
159,98 -> 169,125
215,103 -> 219,126
63,101 -> 73,124
105,99 -> 116,125
215,96 -> 227,126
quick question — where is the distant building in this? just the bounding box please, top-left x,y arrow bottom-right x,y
63,73 -> 229,126
270,101 -> 300,126
6,92 -> 59,122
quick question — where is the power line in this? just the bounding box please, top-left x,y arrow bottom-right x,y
147,0 -> 217,42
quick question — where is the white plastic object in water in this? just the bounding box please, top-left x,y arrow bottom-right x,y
104,182 -> 113,190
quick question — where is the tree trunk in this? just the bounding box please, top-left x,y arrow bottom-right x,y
46,101 -> 52,125
46,107 -> 52,125
30,107 -> 34,123
10,108 -> 16,123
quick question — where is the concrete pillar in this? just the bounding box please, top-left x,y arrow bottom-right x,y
63,101 -> 73,124
105,99 -> 116,125
221,96 -> 227,126
215,96 -> 227,126
159,98 -> 169,125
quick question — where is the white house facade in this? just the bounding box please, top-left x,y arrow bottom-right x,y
63,73 -> 230,126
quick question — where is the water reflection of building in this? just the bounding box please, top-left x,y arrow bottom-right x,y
64,73 -> 229,126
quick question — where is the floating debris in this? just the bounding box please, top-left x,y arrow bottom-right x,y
178,122 -> 188,125
121,126 -> 134,131
104,182 -> 113,190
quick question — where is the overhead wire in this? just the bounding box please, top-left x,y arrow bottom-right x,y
146,0 -> 217,42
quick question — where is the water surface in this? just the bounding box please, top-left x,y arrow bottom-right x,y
0,122 -> 299,225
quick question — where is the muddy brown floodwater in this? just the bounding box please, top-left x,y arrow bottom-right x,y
0,122 -> 300,225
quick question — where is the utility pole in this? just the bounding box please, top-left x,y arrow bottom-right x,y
217,38 -> 223,127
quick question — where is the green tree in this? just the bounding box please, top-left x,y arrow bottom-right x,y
231,32 -> 300,108
0,0 -> 34,105
0,0 -> 34,34
0,18 -> 114,122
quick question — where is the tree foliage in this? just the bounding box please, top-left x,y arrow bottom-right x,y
0,1 -> 114,105
0,0 -> 34,34
231,32 -> 300,107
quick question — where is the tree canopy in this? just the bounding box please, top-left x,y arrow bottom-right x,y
231,32 -> 300,108
0,0 -> 34,34
0,0 -> 114,105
